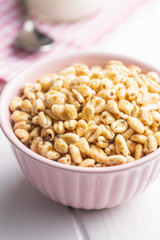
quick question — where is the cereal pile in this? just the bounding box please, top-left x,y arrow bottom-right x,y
10,61 -> 160,167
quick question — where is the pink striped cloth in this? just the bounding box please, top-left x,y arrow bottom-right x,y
0,0 -> 149,91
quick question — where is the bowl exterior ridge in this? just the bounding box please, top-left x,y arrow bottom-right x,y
13,144 -> 160,209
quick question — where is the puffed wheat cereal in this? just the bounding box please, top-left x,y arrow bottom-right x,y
54,138 -> 68,154
58,154 -> 71,165
15,129 -> 30,143
10,60 -> 160,167
78,159 -> 95,167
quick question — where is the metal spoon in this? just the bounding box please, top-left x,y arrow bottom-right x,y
15,0 -> 54,51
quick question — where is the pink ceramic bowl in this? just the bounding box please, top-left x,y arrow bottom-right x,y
1,53 -> 160,209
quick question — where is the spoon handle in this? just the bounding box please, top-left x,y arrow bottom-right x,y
20,0 -> 30,21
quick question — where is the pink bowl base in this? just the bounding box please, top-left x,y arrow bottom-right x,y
11,144 -> 160,209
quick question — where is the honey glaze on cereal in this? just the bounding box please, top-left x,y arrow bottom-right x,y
9,61 -> 160,167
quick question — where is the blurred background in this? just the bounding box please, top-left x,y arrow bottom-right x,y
1,0 -> 160,89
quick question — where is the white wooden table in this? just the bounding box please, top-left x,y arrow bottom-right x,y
1,0 -> 160,239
